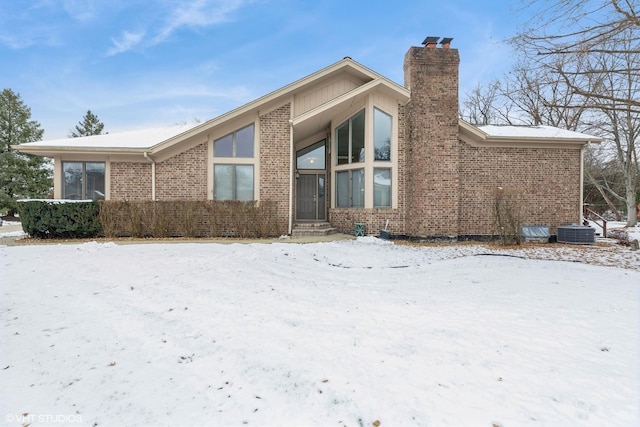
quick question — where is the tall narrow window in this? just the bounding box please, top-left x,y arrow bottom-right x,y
62,161 -> 105,200
213,123 -> 255,201
374,168 -> 391,207
336,110 -> 365,165
374,108 -> 392,161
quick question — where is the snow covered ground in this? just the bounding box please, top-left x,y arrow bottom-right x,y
1,236 -> 638,427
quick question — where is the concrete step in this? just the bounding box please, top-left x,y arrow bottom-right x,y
291,222 -> 338,237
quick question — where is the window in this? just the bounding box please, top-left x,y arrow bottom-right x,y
213,123 -> 255,201
374,108 -> 391,161
336,110 -> 365,165
374,168 -> 391,207
297,140 -> 326,170
62,161 -> 105,200
214,124 -> 254,158
336,169 -> 364,207
214,164 -> 254,201
334,107 -> 394,209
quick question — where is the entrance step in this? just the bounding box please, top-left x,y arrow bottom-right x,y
292,222 -> 338,237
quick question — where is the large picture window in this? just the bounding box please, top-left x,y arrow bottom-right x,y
336,110 -> 365,165
214,164 -> 254,201
62,161 -> 105,200
334,106 -> 394,209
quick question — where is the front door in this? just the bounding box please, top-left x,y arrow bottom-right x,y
296,173 -> 325,220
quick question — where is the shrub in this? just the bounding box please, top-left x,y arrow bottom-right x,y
493,187 -> 524,245
126,201 -> 145,238
17,200 -> 102,239
151,201 -> 172,238
96,199 -> 283,239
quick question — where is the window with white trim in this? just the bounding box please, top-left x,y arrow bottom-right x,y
334,107 -> 394,209
374,108 -> 392,161
214,124 -> 254,158
373,168 -> 391,207
213,124 -> 255,200
336,110 -> 365,165
214,164 -> 254,201
62,161 -> 105,200
336,169 -> 364,208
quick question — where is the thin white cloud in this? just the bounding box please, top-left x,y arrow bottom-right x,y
153,0 -> 248,44
107,30 -> 146,56
63,0 -> 97,22
105,0 -> 250,55
0,34 -> 33,49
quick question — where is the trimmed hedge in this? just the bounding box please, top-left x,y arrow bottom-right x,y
17,200 -> 102,239
98,200 -> 283,238
16,199 -> 284,239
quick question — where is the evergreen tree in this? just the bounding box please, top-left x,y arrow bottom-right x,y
70,109 -> 105,137
0,89 -> 52,217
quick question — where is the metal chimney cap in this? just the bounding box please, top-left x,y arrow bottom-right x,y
440,37 -> 453,45
422,36 -> 440,45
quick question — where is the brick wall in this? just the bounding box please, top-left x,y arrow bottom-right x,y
395,103 -> 408,234
459,142 -> 582,235
156,142 -> 207,200
260,103 -> 291,232
110,162 -> 152,200
403,45 -> 461,237
329,208 -> 404,236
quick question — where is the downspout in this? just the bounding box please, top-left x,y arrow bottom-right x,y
579,144 -> 585,224
144,151 -> 156,201
288,120 -> 294,235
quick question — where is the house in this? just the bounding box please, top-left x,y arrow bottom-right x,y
16,37 -> 601,239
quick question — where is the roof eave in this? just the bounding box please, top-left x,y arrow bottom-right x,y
292,78 -> 410,127
12,145 -> 148,157
458,119 -> 603,148
150,57 -> 391,153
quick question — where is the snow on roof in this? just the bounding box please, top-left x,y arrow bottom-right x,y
476,124 -> 599,140
20,122 -> 199,150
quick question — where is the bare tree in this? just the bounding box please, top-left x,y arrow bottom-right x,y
514,0 -> 639,110
511,0 -> 639,226
460,81 -> 501,125
585,34 -> 639,225
498,60 -> 591,128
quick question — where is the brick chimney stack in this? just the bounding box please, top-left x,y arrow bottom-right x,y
403,36 -> 461,238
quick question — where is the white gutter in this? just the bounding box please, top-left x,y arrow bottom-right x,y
143,152 -> 156,200
288,120 -> 294,235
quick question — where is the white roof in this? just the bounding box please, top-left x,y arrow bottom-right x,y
476,124 -> 598,140
20,122 -> 199,150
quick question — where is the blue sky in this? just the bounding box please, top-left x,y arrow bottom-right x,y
1,0 -> 529,140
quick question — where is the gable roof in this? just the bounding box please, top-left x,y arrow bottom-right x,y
15,57 -> 410,158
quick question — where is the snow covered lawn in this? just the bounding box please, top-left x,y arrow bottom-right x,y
1,238 -> 638,426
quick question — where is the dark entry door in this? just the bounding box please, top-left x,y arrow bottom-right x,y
296,173 -> 325,220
